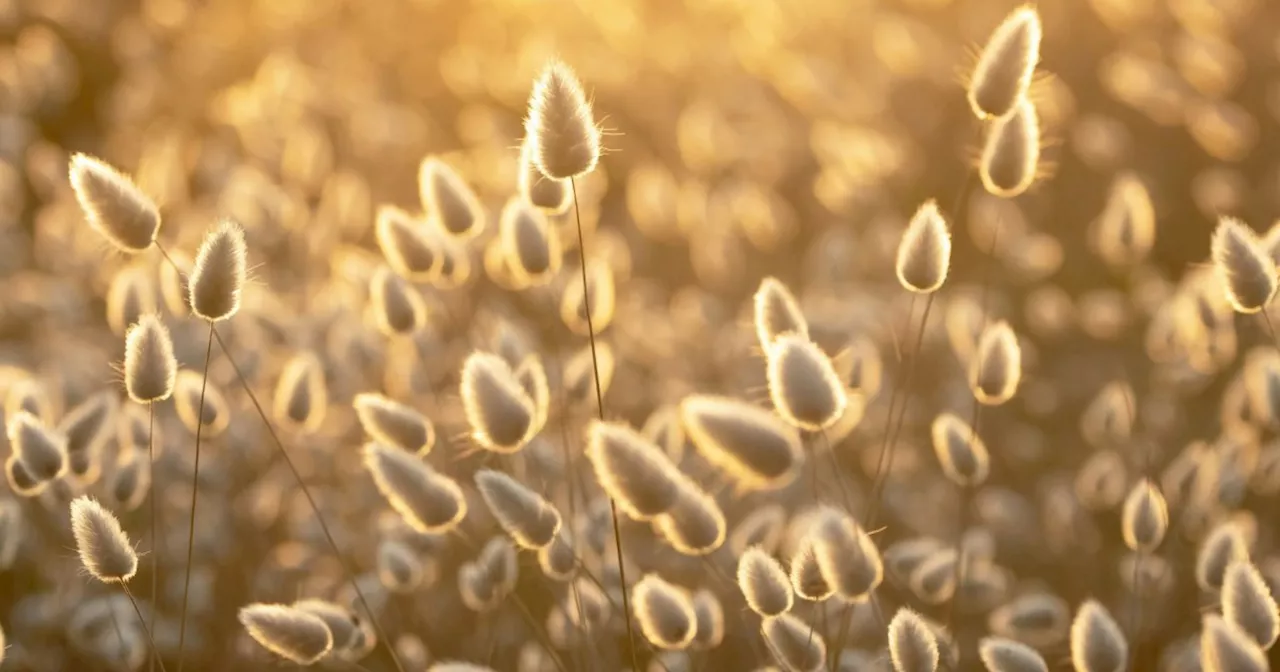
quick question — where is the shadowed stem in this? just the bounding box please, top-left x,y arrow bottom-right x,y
571,176 -> 639,671
148,401 -> 158,672
123,583 -> 170,672
943,401 -> 982,669
175,320 -> 213,672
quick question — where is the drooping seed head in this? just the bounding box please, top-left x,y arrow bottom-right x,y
524,60 -> 601,180
1069,600 -> 1127,672
1197,521 -> 1250,592
979,99 -> 1041,199
474,469 -> 562,549
978,636 -> 1048,672
68,153 -> 160,253
461,352 -> 536,453
273,352 -> 327,433
1201,614 -> 1268,672
188,220 -> 247,322
7,411 -> 66,483
739,546 -> 795,617
123,314 -> 176,403
105,266 -> 157,337
1120,479 -> 1168,552
762,612 -> 826,672
291,599 -> 362,657
376,205 -> 442,282
239,603 -> 334,665
107,450 -> 149,512
897,200 -> 952,294
69,496 -> 137,583
680,395 -> 804,492
930,412 -> 991,487
363,443 -> 467,534
500,197 -> 561,286
418,157 -> 484,239
754,277 -> 808,352
654,480 -> 726,555
560,260 -> 616,336
789,536 -> 833,602
1221,560 -> 1279,649
967,6 -> 1042,120
969,321 -> 1022,405
889,608 -> 940,672
1211,216 -> 1277,314
352,393 -> 435,456
518,136 -> 570,213
1093,173 -> 1155,268
585,420 -> 683,521
765,334 -> 847,432
810,507 -> 883,602
173,370 -> 230,438
730,505 -> 788,557
370,266 -> 427,337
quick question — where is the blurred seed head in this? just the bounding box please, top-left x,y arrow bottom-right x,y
59,391 -> 117,483
564,340 -> 616,406
888,608 -> 939,672
238,603 -> 334,665
518,137 -> 570,214
475,469 -> 561,549
789,536 -> 833,602
362,443 -> 467,534
585,420 -> 682,521
1221,560 -> 1279,649
634,573 -> 697,650
1198,521 -> 1250,592
106,450 -> 148,513
513,355 -> 550,436
500,197 -> 561,286
188,220 -> 248,322
105,266 -> 156,337
5,454 -> 44,497
69,496 -> 137,584
1069,600 -> 1127,672
988,592 -> 1071,648
291,599 -> 362,659
376,205 -> 442,282
560,260 -> 617,336
967,6 -> 1042,120
419,157 -> 484,239
930,412 -> 991,487
67,154 -> 160,253
378,539 -> 428,593
738,546 -> 794,617
969,321 -> 1022,405
353,393 -> 435,456
1201,613 -> 1268,672
978,636 -> 1048,672
761,612 -> 825,672
810,507 -> 883,602
1092,173 -> 1155,269
370,266 -> 427,337
538,529 -> 577,581
460,352 -> 536,453
680,395 -> 803,492
7,410 -> 65,483
173,370 -> 230,438
896,200 -> 952,294
730,505 -> 788,557
1121,479 -> 1168,552
1080,381 -> 1134,450
642,405 -> 688,464
524,60 -> 601,180
754,277 -> 809,352
5,378 -> 52,425
272,352 -> 327,433
123,314 -> 176,404
1211,217 -> 1277,314
690,589 -> 724,650
159,250 -> 192,317
885,537 -> 946,587
654,480 -> 726,555
979,99 -> 1041,199
1075,450 -> 1129,511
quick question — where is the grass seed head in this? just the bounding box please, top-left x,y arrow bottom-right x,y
1201,613 -> 1268,672
765,334 -> 848,432
1221,560 -> 1279,649
518,136 -> 570,213
691,589 -> 724,650
1079,381 -> 1134,450
967,6 -> 1042,120
69,496 -> 137,584
524,60 -> 601,180
1069,600 -> 1127,672
762,612 -> 826,672
987,592 -> 1071,649
363,442 -> 467,534
979,98 -> 1041,199
513,355 -> 550,435
1120,479 -> 1168,552
460,352 -> 536,453
560,260 -> 617,335
634,573 -> 698,650
730,504 -> 788,557
370,266 -> 427,337
123,314 -> 177,403
474,468 -> 562,549
377,538 -> 428,593
754,277 -> 809,352
106,450 -> 149,512
811,507 -> 883,602
789,536 -> 833,602
738,546 -> 795,617
7,411 -> 65,483
1093,173 -> 1155,268
978,636 -> 1049,672
173,370 -> 230,437
537,529 -> 577,581
500,197 -> 561,286
188,220 -> 247,322
159,250 -> 192,316
68,153 -> 160,253
291,599 -> 362,657
5,454 -> 44,497
680,395 -> 804,492
238,603 -> 334,665
105,266 -> 156,337
654,480 -> 726,555
59,391 -> 118,482
909,550 -> 958,604
1197,521 -> 1250,592
889,608 -> 940,672
272,352 -> 327,432
585,420 -> 683,521
376,205 -> 443,282
969,320 -> 1022,405
896,200 -> 953,293
1211,216 -> 1277,314
353,393 -> 435,456
930,412 -> 991,487
418,156 -> 484,239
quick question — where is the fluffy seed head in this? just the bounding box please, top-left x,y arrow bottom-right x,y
107,450 -> 149,512
633,574 -> 697,650
979,99 -> 1041,199
978,637 -> 1048,672
967,6 -> 1042,120
1093,173 -> 1155,268
1201,614 -> 1268,672
565,577 -> 610,630
1221,560 -> 1279,649
560,260 -> 616,335
475,469 -> 561,549
969,321 -> 1022,405
5,378 -> 51,424
70,496 -> 137,583
419,157 -> 484,239
585,420 -> 683,521
353,393 -> 435,455
5,454 -> 43,496
930,412 -> 991,487
7,411 -> 66,483
762,612 -> 826,672
173,370 -> 229,437
691,589 -> 724,650
680,395 -> 804,492
376,205 -> 442,282
460,537 -> 518,612
239,603 -> 334,665
461,352 -> 536,453
291,599 -> 362,656
513,355 -> 550,436
811,508 -> 883,602
60,392 -> 118,483
1120,479 -> 1168,552
272,352 -> 327,432
896,200 -> 952,293
105,266 -> 156,336
885,537 -> 946,586
188,220 -> 247,322
1069,600 -> 1127,672
123,315 -> 176,403
518,136 -> 570,213
1197,521 -> 1250,592
754,277 -> 808,352
889,608 -> 940,672
653,480 -> 726,555
789,536 -> 832,601
739,546 -> 794,617
378,539 -> 428,593
68,153 -> 160,253
500,197 -> 561,285
909,550 -> 958,604
524,60 -> 601,180
538,529 -> 576,581
370,266 -> 427,337
363,443 -> 467,533
1212,216 -> 1277,314
765,334 -> 847,431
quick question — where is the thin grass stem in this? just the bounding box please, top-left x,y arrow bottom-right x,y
175,321 -> 213,672
148,401 -> 158,672
123,583 -> 170,672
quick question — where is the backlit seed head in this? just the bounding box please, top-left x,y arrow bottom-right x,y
1212,217 -> 1277,314
896,200 -> 952,293
363,442 -> 467,534
754,277 -> 808,352
5,454 -> 43,497
5,378 -> 52,424
560,260 -> 616,336
1197,521 -> 1250,592
353,393 -> 435,456
524,60 -> 601,180
1092,173 -> 1155,268
978,636 -> 1048,672
68,153 -> 160,253
585,420 -> 683,521
460,352 -> 536,453
762,612 -> 826,672
930,412 -> 991,487
159,250 -> 192,316
1069,600 -> 1127,672
1121,479 -> 1168,552
60,392 -> 117,483
1079,381 -> 1134,450
106,450 -> 149,512
370,266 -> 427,337
291,599 -> 362,657
376,205 -> 442,282
765,334 -> 847,431
680,395 -> 803,493
105,266 -> 156,337
518,136 -> 570,213
538,529 -> 576,581
738,546 -> 794,617
188,220 -> 247,322
889,608 -> 940,672
564,577 -> 610,631
987,592 -> 1071,649
513,355 -> 550,436
273,352 -> 327,433
969,321 -> 1022,405
500,197 -> 561,286
475,469 -> 562,549
1201,614 -> 1268,672
789,537 -> 832,602
810,508 -> 883,602
173,370 -> 230,438
634,574 -> 697,650
967,6 -> 1042,120
1221,560 -> 1279,649
691,589 -> 724,650
123,314 -> 177,403
654,480 -> 726,555
564,340 -> 616,406
730,505 -> 787,557
885,537 -> 946,586
909,550 -> 958,605
69,496 -> 137,583
419,157 -> 484,239
378,539 -> 428,593
238,603 -> 334,665
7,411 -> 66,483
979,99 -> 1041,199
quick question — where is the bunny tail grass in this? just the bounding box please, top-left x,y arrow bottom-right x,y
175,321 -> 213,672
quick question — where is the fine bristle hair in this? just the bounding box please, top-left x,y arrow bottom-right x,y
810,507 -> 884,602
370,266 -> 427,337
7,410 -> 66,483
474,469 -> 562,549
524,60 -> 601,180
376,205 -> 443,282
238,603 -> 335,665
762,612 -> 826,672
188,220 -> 248,322
1093,173 -> 1155,268
1211,216 -> 1278,314
753,277 -> 809,352
585,420 -> 683,521
896,200 -> 953,294
653,479 -> 727,555
460,352 -> 536,453
499,196 -> 561,285
272,352 -> 327,432
930,412 -> 991,487
1197,521 -> 1250,592
560,259 -> 617,336
1221,560 -> 1279,649
353,393 -> 436,455
419,156 -> 484,239
69,496 -> 138,583
363,442 -> 467,533
979,98 -> 1041,199
1069,600 -> 1127,672
691,589 -> 724,650
789,536 -> 833,601
173,370 -> 229,437
123,314 -> 177,403
291,599 -> 362,655
518,136 -> 570,213
1120,479 -> 1168,552
633,574 -> 697,650
969,320 -> 1022,405
67,153 -> 161,253
738,546 -> 796,617
765,333 -> 848,431
978,637 -> 1048,672
105,266 -> 156,337
1201,613 -> 1268,672
107,450 -> 149,512
888,608 -> 940,672
966,6 -> 1041,120
680,395 -> 804,492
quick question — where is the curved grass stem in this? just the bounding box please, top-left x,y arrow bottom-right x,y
175,321 -> 213,672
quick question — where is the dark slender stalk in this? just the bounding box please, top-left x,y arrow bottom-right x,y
147,401 -> 158,672
509,592 -> 570,672
942,400 -> 981,670
571,176 -> 639,671
175,321 -> 213,672
862,294 -> 917,525
123,583 -> 170,672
